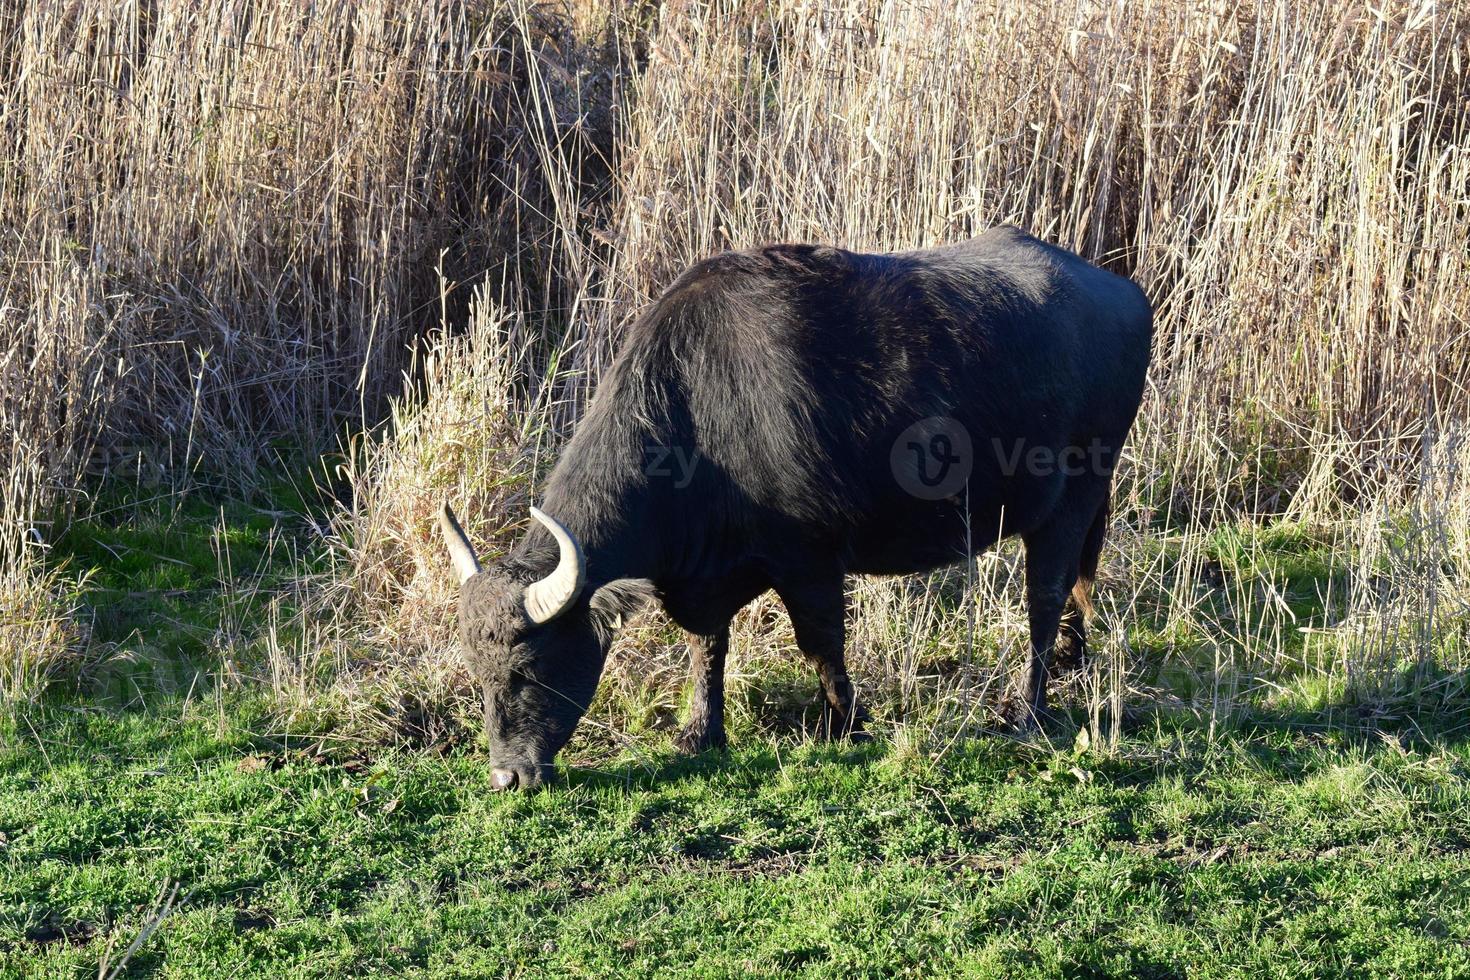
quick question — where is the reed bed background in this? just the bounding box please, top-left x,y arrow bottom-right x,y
3,0 -> 1468,751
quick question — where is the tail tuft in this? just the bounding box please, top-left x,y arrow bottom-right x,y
1055,496 -> 1109,672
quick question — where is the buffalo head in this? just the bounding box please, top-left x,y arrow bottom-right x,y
438,502 -> 601,791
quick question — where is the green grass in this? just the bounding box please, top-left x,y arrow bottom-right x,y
3,702 -> 1470,978
46,477 -> 323,707
11,485 -> 1470,976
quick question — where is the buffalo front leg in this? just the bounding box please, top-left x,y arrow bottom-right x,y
674,626 -> 729,754
776,572 -> 869,741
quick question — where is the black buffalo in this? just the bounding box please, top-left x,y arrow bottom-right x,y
439,226 -> 1152,789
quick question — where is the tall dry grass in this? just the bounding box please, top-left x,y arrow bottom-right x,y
0,0 -> 623,705
5,0 -> 1470,746
327,0 -> 1470,747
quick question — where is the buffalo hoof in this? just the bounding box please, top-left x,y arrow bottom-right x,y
673,722 -> 727,755
818,700 -> 872,743
998,696 -> 1056,734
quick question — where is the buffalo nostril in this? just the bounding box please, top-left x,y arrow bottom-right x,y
491,768 -> 519,791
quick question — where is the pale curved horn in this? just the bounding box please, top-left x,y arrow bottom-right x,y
438,503 -> 482,584
522,506 -> 586,624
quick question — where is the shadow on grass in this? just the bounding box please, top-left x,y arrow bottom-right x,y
38,476 -> 326,707
12,654 -> 1470,799
563,658 -> 1470,800
562,739 -> 887,795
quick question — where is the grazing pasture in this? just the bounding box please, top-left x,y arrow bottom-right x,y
2,0 -> 1469,974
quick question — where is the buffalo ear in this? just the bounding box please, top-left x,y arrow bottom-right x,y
587,579 -> 656,635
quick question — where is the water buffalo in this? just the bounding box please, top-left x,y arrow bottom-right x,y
439,225 -> 1152,789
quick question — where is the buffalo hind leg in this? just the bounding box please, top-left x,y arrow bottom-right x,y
675,626 -> 729,754
776,572 -> 869,741
1008,500 -> 1103,730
